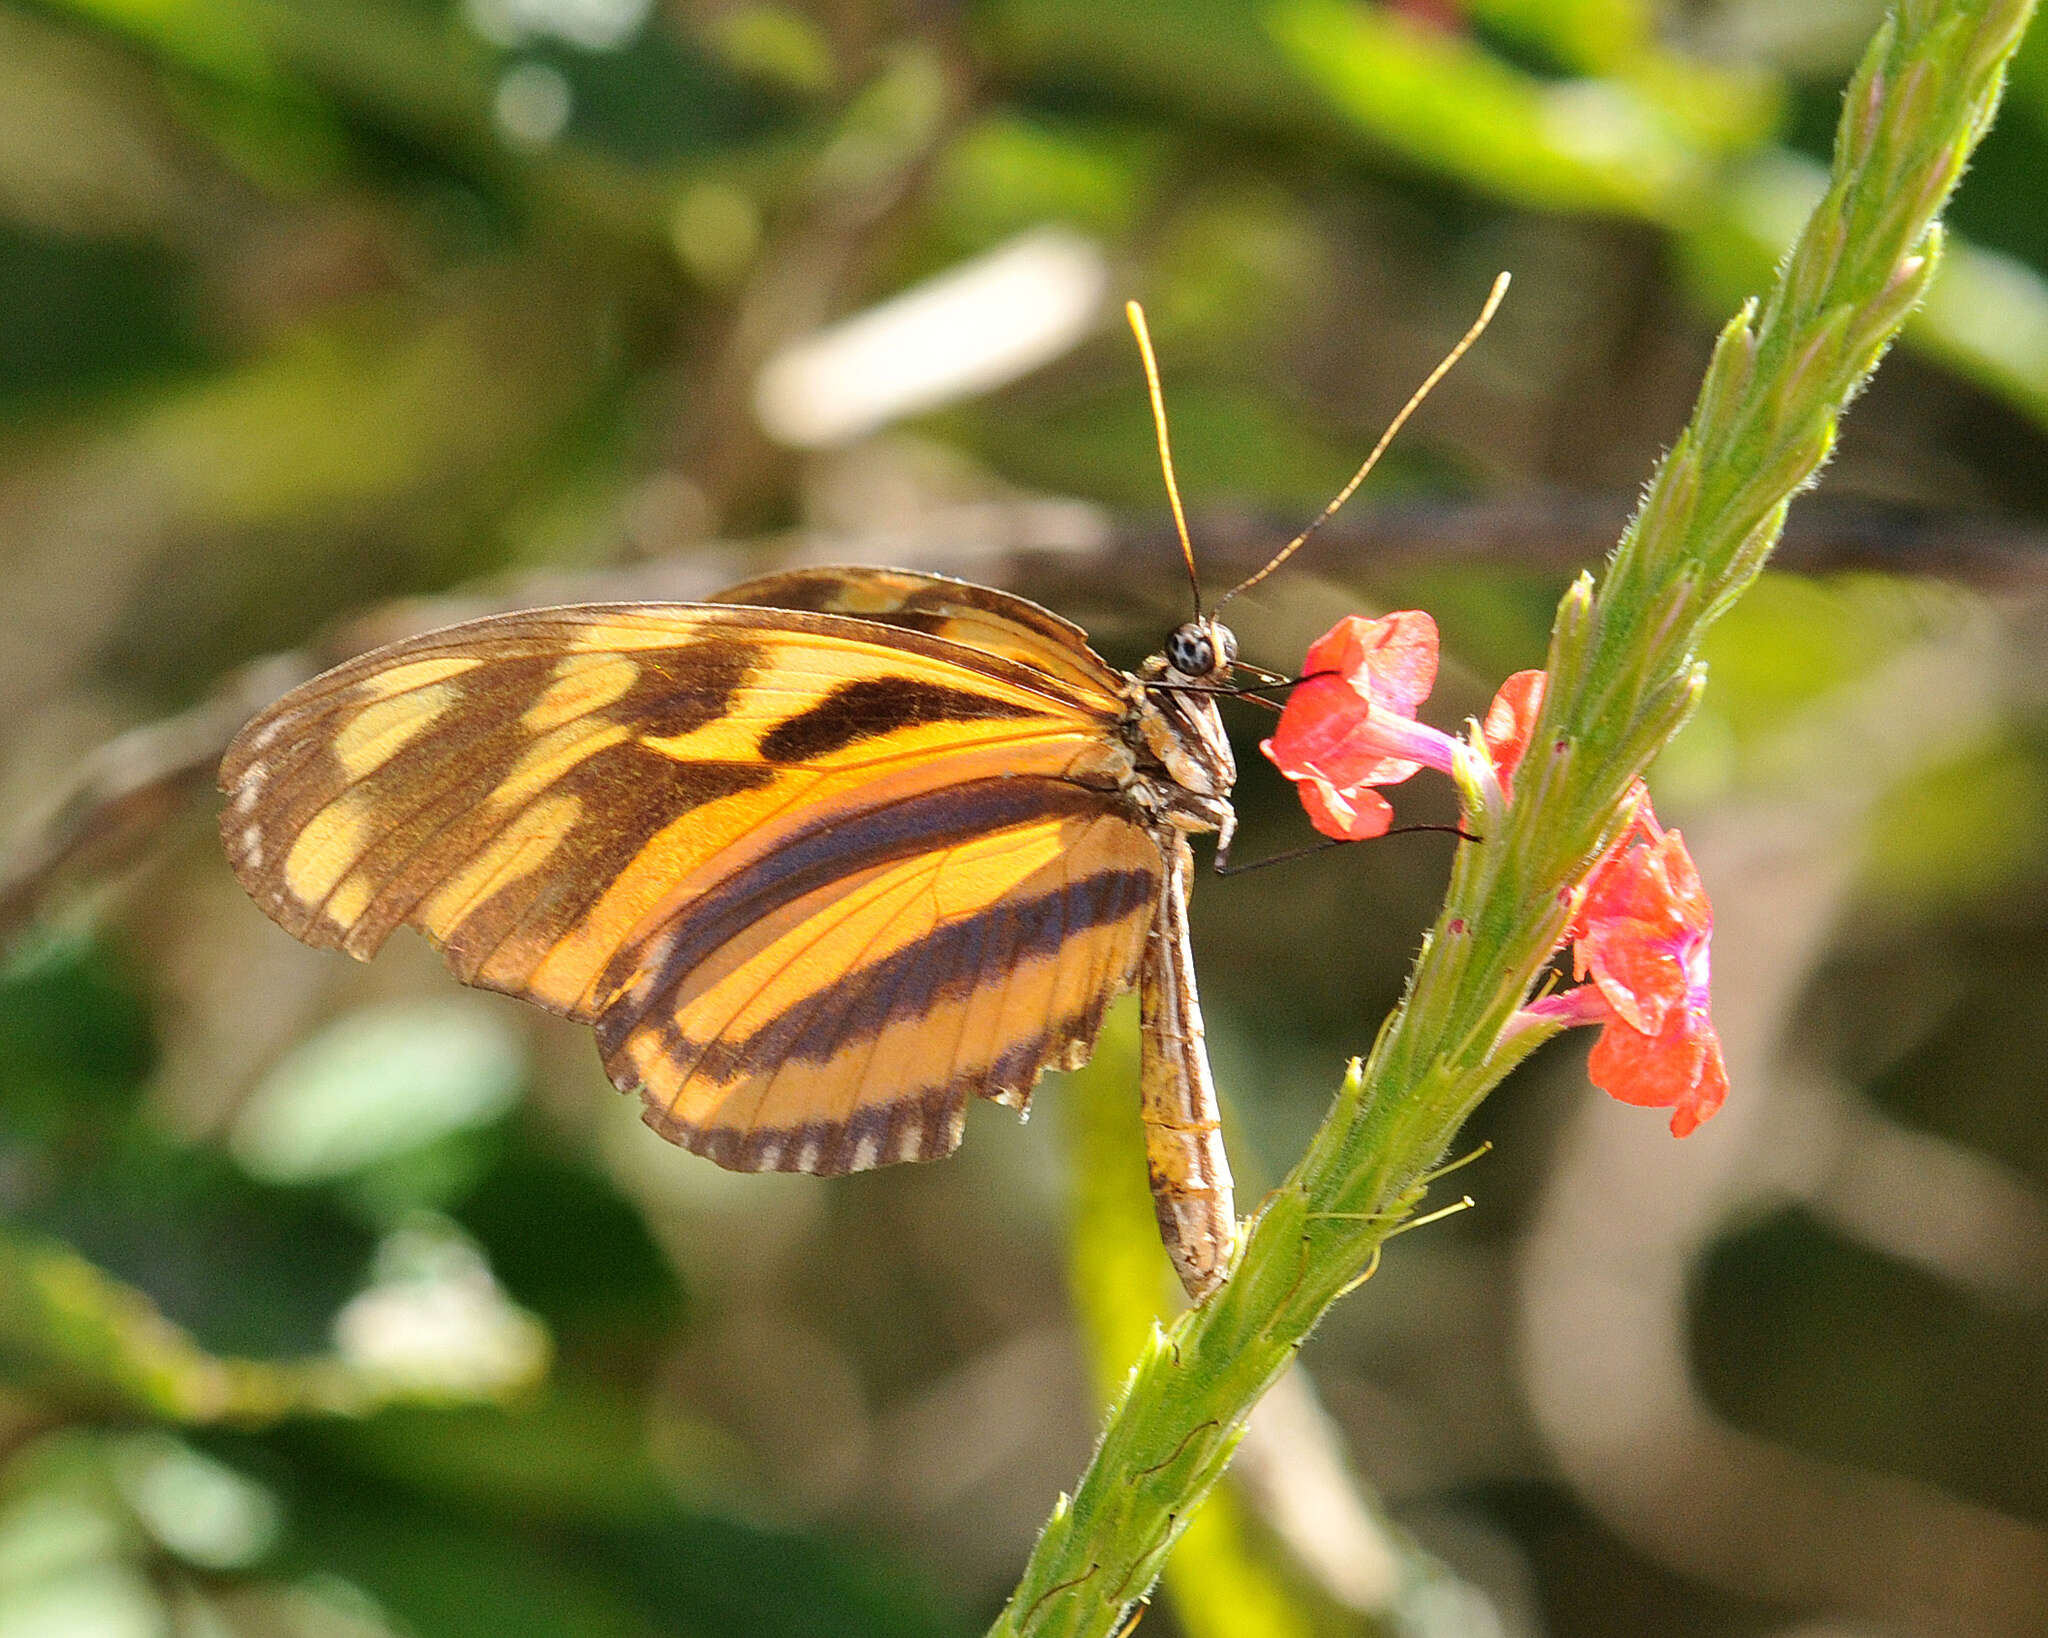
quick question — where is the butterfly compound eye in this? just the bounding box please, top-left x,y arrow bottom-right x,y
1166,623 -> 1215,678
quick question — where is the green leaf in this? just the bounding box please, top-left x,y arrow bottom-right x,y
1269,0 -> 1707,218
230,1000 -> 526,1185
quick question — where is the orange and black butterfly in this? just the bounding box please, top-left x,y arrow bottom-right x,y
219,566 -> 1242,1297
217,287 -> 1506,1302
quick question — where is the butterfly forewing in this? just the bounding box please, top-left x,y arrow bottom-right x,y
221,602 -> 1124,1011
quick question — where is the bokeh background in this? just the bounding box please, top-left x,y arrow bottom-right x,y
3,2 -> 2047,1635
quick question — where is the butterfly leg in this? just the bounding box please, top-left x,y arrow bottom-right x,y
1138,831 -> 1236,1300
1212,805 -> 1236,871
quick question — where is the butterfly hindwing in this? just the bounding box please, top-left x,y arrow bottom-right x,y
221,589 -> 1162,1174
711,565 -> 1122,695
604,778 -> 1161,1171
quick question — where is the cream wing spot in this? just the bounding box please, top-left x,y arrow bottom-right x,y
640,666 -> 844,762
523,653 -> 641,735
624,1034 -> 661,1089
356,656 -> 482,699
417,792 -> 583,937
326,872 -> 375,932
829,578 -> 909,615
282,789 -> 378,907
619,933 -> 673,1012
564,617 -> 704,655
332,683 -> 458,780
490,720 -> 633,811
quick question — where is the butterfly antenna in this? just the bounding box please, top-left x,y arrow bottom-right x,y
1127,300 -> 1203,619
1216,271 -> 1510,610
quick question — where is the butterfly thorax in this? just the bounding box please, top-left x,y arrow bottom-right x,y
1118,616 -> 1238,854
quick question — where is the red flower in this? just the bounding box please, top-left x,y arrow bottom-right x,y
1265,614 -> 1726,1135
1260,612 -> 1461,840
1525,809 -> 1727,1137
1479,669 -> 1546,796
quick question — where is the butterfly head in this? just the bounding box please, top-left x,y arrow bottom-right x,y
1163,618 -> 1238,684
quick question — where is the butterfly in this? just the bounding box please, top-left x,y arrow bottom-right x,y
219,565 -> 1244,1298
216,286 -> 1507,1302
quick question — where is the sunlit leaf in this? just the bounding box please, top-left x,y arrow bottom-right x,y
110,1433 -> 282,1571
231,1000 -> 526,1185
1269,0 -> 1705,218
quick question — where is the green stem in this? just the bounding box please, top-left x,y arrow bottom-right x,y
990,3 -> 2038,1634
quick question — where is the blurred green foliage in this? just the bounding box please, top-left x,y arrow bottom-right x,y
2,1 -> 2046,1635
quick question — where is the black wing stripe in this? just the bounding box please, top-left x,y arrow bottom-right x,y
757,677 -> 1041,763
593,778 -> 1121,1036
664,866 -> 1155,1082
825,898 -> 930,1171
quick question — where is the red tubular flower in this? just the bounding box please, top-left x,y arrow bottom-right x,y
1265,615 -> 1727,1136
1524,809 -> 1728,1136
1259,612 -> 1462,840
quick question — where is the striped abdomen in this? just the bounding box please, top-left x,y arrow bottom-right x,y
1138,832 -> 1236,1300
